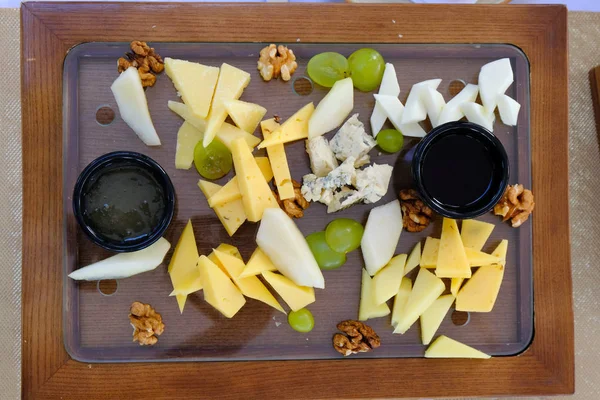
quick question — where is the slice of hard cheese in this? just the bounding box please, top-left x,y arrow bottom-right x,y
460,219 -> 495,251
391,277 -> 412,327
464,247 -> 502,267
225,99 -> 267,134
492,239 -> 508,265
394,268 -> 445,334
216,122 -> 261,152
239,247 -> 278,278
261,271 -> 315,312
207,243 -> 243,278
456,263 -> 504,312
358,268 -> 390,321
257,103 -> 314,149
372,254 -> 407,305
203,63 -> 251,147
168,220 -> 201,297
175,121 -> 203,170
420,294 -> 455,345
450,278 -> 464,297
175,294 -> 187,314
208,158 -> 273,208
420,237 -> 440,269
404,242 -> 421,275
435,218 -> 471,278
198,255 -> 246,318
261,118 -> 294,200
164,58 -> 219,119
168,100 -> 207,132
231,137 -> 279,222
198,180 -> 246,236
254,157 -> 274,182
424,335 -> 490,359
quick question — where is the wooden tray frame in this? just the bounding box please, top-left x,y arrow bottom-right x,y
21,3 -> 573,399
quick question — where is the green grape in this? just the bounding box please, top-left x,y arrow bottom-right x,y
376,129 -> 404,153
307,52 -> 350,88
347,48 -> 385,92
193,139 -> 232,180
325,218 -> 364,253
288,308 -> 315,333
306,231 -> 346,270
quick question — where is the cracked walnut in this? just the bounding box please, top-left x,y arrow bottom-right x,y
129,301 -> 165,346
494,184 -> 535,228
332,320 -> 380,357
117,41 -> 164,87
399,189 -> 435,232
257,44 -> 298,82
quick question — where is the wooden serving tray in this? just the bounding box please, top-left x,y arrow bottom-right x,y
21,2 -> 573,398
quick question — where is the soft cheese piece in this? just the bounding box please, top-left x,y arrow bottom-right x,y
326,187 -> 364,213
422,86 -> 446,127
436,84 -> 479,126
496,94 -> 521,126
425,335 -> 490,359
329,114 -> 376,167
225,99 -> 267,133
198,180 -> 246,236
354,163 -> 393,204
198,255 -> 246,318
478,58 -> 513,113
460,102 -> 495,132
373,94 -> 427,138
261,271 -> 315,311
261,119 -> 295,200
305,136 -> 339,177
164,58 -> 219,119
301,157 -> 357,204
371,63 -> 401,137
400,79 -> 442,124
420,294 -> 455,345
435,218 -> 471,278
175,121 -> 203,169
258,103 -> 314,148
361,200 -> 403,276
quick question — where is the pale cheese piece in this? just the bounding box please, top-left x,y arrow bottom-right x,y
492,239 -> 508,266
326,187 -> 364,213
460,219 -> 495,251
175,294 -> 187,314
255,157 -> 274,182
168,100 -> 207,132
394,268 -> 445,334
215,243 -> 243,260
391,277 -> 412,327
404,242 -> 421,275
424,335 -> 490,359
198,180 -> 246,236
175,121 -> 203,169
231,137 -> 279,222
225,99 -> 267,133
198,255 -> 246,318
358,268 -> 390,321
372,254 -> 407,305
257,103 -> 314,149
168,220 -> 201,297
329,114 -> 376,167
261,271 -> 315,312
164,58 -> 219,119
354,163 -> 393,204
464,247 -> 502,267
450,278 -> 464,297
208,177 -> 242,208
420,294 -> 455,345
261,119 -> 295,200
435,218 -> 471,278
203,63 -> 251,147
239,247 -> 278,278
215,122 -> 261,151
420,237 -> 440,269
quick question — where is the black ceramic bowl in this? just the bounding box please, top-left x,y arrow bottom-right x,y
412,121 -> 509,219
72,151 -> 175,252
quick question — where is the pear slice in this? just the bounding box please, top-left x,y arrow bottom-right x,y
308,77 -> 354,138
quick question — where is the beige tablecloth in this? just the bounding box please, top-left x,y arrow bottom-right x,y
1,8 -> 598,400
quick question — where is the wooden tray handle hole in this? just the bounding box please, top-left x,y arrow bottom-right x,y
97,279 -> 119,296
451,310 -> 470,326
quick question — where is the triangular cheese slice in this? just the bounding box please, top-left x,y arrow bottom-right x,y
225,99 -> 267,133
239,248 -> 278,278
358,268 -> 390,321
175,122 -> 203,170
460,219 -> 495,251
164,59 -> 219,119
420,294 -> 455,345
198,180 -> 246,236
257,103 -> 314,149
372,254 -> 407,305
261,271 -> 315,312
450,278 -> 464,297
197,255 -> 245,318
425,335 -> 490,359
435,218 -> 471,278
404,242 -> 421,275
391,277 -> 412,327
168,220 -> 201,297
464,247 -> 502,267
420,237 -> 440,269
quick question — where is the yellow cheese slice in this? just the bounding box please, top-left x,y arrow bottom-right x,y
208,158 -> 274,208
455,263 -> 504,312
450,278 -> 464,297
257,102 -> 314,149
372,254 -> 407,305
492,239 -> 508,266
420,294 -> 455,345
404,242 -> 421,275
198,255 -> 246,318
435,218 -> 471,278
358,268 -> 390,321
168,220 -> 201,298
216,243 -> 243,260
391,277 -> 412,327
225,99 -> 267,134
460,219 -> 495,251
231,137 -> 279,222
464,247 -> 502,266
216,122 -> 261,152
203,63 -> 251,147
420,237 -> 440,268
175,121 -> 203,169
168,100 -> 207,132
198,180 -> 246,236
164,58 -> 219,119
239,247 -> 278,278
394,268 -> 445,334
254,156 -> 274,182
213,249 -> 285,313
424,335 -> 490,359
261,270 -> 315,312
175,294 -> 187,314
261,118 -> 295,200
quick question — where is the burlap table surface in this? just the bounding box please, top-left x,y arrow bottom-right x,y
0,8 -> 598,400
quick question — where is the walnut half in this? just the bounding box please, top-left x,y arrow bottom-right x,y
129,301 -> 165,346
117,41 -> 164,88
399,189 -> 435,232
257,44 -> 298,82
332,320 -> 380,357
494,184 -> 535,228
274,180 -> 309,218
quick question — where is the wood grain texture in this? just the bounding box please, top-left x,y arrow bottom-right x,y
21,3 -> 573,399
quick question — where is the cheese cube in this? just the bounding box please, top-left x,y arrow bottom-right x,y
464,247 -> 502,266
168,100 -> 207,132
460,219 -> 495,251
261,271 -> 315,312
435,218 -> 471,278
164,59 -> 219,119
261,118 -> 295,200
358,268 -> 391,321
257,103 -> 314,149
450,278 -> 464,297
198,255 -> 246,318
239,247 -> 277,278
420,237 -> 440,268
203,63 -> 251,147
168,220 -> 201,297
404,242 -> 421,275
225,99 -> 267,133
372,254 -> 407,305
394,268 -> 445,334
425,335 -> 490,359
420,294 -> 455,345
215,122 -> 261,152
198,180 -> 246,236
391,277 -> 412,327
231,137 -> 279,222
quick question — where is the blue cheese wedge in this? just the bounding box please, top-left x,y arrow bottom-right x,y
355,164 -> 393,204
329,114 -> 376,168
305,136 -> 338,177
327,187 -> 364,213
301,157 -> 357,205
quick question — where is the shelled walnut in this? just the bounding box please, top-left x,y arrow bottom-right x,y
399,189 -> 434,232
332,320 -> 380,357
274,180 -> 309,218
494,184 -> 535,228
129,301 -> 165,346
117,41 -> 164,87
257,44 -> 298,82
